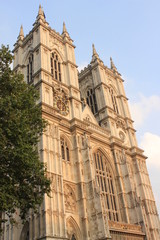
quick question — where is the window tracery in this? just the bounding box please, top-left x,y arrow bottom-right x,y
27,54 -> 33,83
86,88 -> 98,114
61,138 -> 70,161
51,52 -> 61,81
94,151 -> 119,221
109,88 -> 119,114
66,217 -> 80,240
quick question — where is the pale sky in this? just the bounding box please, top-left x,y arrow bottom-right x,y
0,0 -> 160,214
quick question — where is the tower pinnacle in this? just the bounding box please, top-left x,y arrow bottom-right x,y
110,57 -> 117,71
92,44 -> 99,57
18,25 -> 24,41
91,44 -> 100,63
62,21 -> 70,39
34,4 -> 47,24
38,4 -> 44,17
62,22 -> 67,33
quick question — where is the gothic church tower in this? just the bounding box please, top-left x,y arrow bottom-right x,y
1,6 -> 160,240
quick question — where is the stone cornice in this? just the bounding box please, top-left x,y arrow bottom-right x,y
108,220 -> 145,236
130,146 -> 147,159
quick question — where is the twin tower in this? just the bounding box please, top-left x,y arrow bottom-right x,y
2,5 -> 160,240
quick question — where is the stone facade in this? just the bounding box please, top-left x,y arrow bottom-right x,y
1,5 -> 160,240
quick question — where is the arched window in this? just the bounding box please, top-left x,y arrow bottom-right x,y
94,151 -> 119,221
27,54 -> 33,84
61,138 -> 70,161
71,234 -> 76,240
109,88 -> 119,114
51,52 -> 61,81
86,89 -> 98,114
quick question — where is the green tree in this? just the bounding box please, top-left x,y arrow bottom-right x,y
0,45 -> 51,227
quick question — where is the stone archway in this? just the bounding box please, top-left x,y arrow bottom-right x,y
66,216 -> 81,240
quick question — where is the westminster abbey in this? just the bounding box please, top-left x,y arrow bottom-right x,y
1,5 -> 160,240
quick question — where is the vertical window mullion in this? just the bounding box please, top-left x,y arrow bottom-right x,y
61,143 -> 65,160
97,153 -> 101,170
100,176 -> 104,192
86,89 -> 98,114
61,138 -> 70,161
27,64 -> 29,83
66,146 -> 69,161
94,153 -> 98,169
100,155 -> 104,171
51,53 -> 61,81
107,175 -> 114,220
30,61 -> 32,81
94,151 -> 119,222
110,88 -> 119,114
97,175 -> 100,187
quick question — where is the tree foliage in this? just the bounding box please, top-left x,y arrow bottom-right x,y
0,45 -> 51,226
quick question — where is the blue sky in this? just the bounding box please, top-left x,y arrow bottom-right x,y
1,0 -> 160,214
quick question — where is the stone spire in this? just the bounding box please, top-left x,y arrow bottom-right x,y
91,44 -> 100,63
110,57 -> 117,71
18,25 -> 24,41
38,4 -> 44,18
62,22 -> 67,33
92,44 -> 99,58
62,22 -> 69,35
33,5 -> 48,26
62,21 -> 71,39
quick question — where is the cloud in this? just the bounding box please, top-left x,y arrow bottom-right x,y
140,132 -> 160,167
139,132 -> 160,215
129,94 -> 160,128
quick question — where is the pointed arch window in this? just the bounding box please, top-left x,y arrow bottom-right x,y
109,88 -> 119,114
51,52 -> 61,81
27,54 -> 33,84
61,138 -> 70,161
94,151 -> 119,222
71,234 -> 76,240
86,89 -> 98,114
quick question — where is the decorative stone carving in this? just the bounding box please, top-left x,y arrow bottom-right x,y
52,85 -> 69,116
49,173 -> 57,192
119,130 -> 125,141
108,220 -> 142,233
116,117 -> 126,132
48,124 -> 55,137
49,36 -> 64,58
64,184 -> 76,212
119,150 -> 126,164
